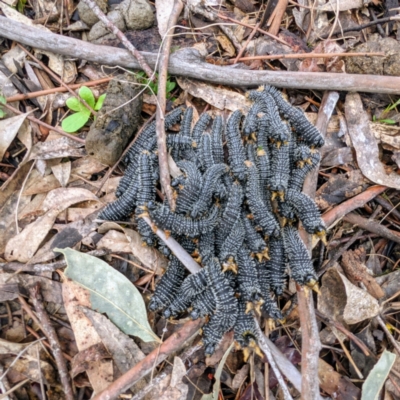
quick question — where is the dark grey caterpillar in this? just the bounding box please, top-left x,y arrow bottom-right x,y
136,151 -> 156,206
245,161 -> 280,237
192,112 -> 211,145
190,163 -> 229,218
125,107 -> 184,164
191,288 -> 216,320
148,256 -> 186,311
242,212 -> 269,261
174,160 -> 203,215
211,115 -> 224,164
199,132 -> 214,170
247,89 -> 290,144
215,180 -> 244,253
269,136 -> 291,200
243,100 -> 265,137
236,245 -> 262,304
264,85 -> 325,148
234,298 -> 259,357
198,230 -> 216,264
226,110 -> 247,181
293,144 -> 313,168
147,201 -> 220,237
283,225 -> 317,286
179,107 -> 194,137
115,161 -> 137,198
163,268 -> 208,318
289,151 -> 321,192
256,260 -> 283,320
166,134 -> 194,148
135,210 -> 157,246
202,258 -> 238,355
99,176 -> 139,220
265,235 -> 287,296
219,217 -> 245,273
285,188 -> 326,237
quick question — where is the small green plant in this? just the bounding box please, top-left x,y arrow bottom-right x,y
17,0 -> 27,13
62,86 -> 106,133
136,72 -> 176,99
0,95 -> 6,119
373,98 -> 400,125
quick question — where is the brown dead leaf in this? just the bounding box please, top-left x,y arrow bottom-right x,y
62,276 -> 114,393
177,78 -> 252,113
29,137 -> 85,161
97,223 -> 168,274
159,357 -> 188,400
0,113 -> 28,161
345,93 -> 400,190
318,268 -> 380,325
5,188 -> 99,262
71,342 -> 111,378
206,331 -> 234,366
216,35 -> 235,57
51,161 -> 71,187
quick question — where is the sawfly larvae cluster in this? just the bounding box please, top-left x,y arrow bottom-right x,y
98,86 -> 326,356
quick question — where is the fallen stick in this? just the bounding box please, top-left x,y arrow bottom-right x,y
1,16 -> 400,94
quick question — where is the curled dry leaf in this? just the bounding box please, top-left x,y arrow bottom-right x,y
60,247 -> 159,342
51,161 -> 71,187
62,275 -> 114,393
318,268 -> 380,325
97,222 -> 168,274
0,113 -> 28,161
159,357 -> 188,400
71,342 -> 111,378
156,0 -> 174,37
345,93 -> 400,190
5,188 -> 99,262
29,137 -> 85,161
177,78 -> 252,112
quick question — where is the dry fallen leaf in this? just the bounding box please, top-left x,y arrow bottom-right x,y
0,113 -> 28,161
345,92 -> 400,190
318,268 -> 380,325
29,137 -> 86,161
155,0 -> 174,37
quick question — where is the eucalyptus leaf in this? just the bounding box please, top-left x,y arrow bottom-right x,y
202,342 -> 234,400
361,349 -> 396,400
62,111 -> 91,133
79,86 -> 95,108
58,248 -> 159,343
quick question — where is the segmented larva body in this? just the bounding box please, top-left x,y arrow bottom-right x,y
192,112 -> 211,145
190,163 -> 228,218
242,212 -> 267,255
148,256 -> 186,311
174,161 -> 203,215
115,161 -> 137,198
248,90 -> 289,143
211,115 -> 224,164
148,202 -> 220,237
289,152 -> 320,191
245,161 -> 280,237
283,225 -> 317,286
135,209 -> 157,246
136,151 -> 156,206
125,107 -> 184,164
166,134 -> 194,148
256,260 -> 283,320
264,86 -> 324,147
265,236 -> 287,296
226,110 -> 247,181
191,288 -> 216,319
199,133 -> 214,170
99,177 -> 139,221
243,101 -> 265,137
219,218 -> 245,269
198,230 -> 216,263
236,246 -> 262,302
293,144 -> 313,167
234,298 -> 258,349
269,137 -> 291,196
178,235 -> 198,255
256,146 -> 271,189
203,258 -> 238,355
246,142 -> 257,164
285,189 -> 325,235
277,200 -> 296,222
179,107 -> 194,137
163,268 -> 207,318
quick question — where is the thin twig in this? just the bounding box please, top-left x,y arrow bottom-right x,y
5,77 -> 112,102
80,0 -> 154,78
2,102 -> 85,143
30,284 -> 74,400
268,0 -> 288,36
2,17 -> 400,94
375,315 -> 400,356
233,22 -> 261,64
156,0 -> 184,210
229,51 -> 385,62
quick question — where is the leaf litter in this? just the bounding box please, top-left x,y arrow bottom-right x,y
2,0 -> 400,399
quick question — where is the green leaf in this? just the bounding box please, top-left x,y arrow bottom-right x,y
95,94 -> 106,111
0,109 -> 5,118
385,98 -> 400,113
58,248 -> 159,343
61,111 -> 90,133
361,349 -> 396,400
0,95 -> 6,105
379,119 -> 397,125
201,342 -> 234,400
166,80 -> 176,94
66,97 -> 88,113
79,86 -> 95,108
